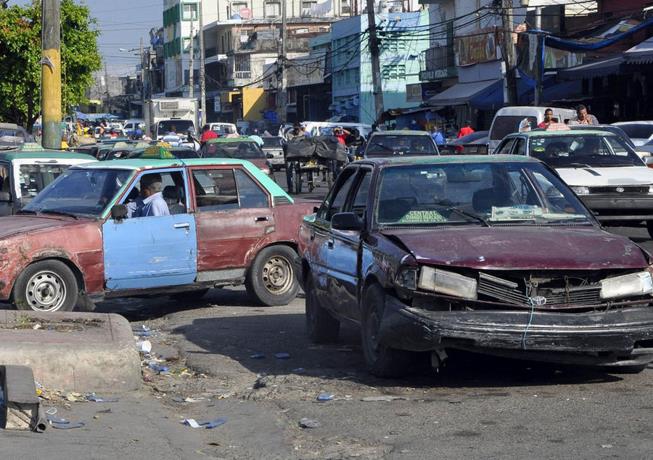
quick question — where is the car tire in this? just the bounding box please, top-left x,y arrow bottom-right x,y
305,274 -> 339,343
171,288 -> 210,302
246,245 -> 299,306
13,260 -> 79,313
361,283 -> 419,378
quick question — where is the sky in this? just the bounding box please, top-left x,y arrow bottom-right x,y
11,0 -> 163,76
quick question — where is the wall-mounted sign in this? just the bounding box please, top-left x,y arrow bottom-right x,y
455,28 -> 498,67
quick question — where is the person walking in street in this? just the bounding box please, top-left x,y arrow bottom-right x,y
200,124 -> 218,146
537,108 -> 556,128
284,124 -> 308,194
571,104 -> 599,125
429,125 -> 445,145
457,120 -> 474,138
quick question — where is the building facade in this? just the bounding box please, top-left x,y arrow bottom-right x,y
329,9 -> 429,124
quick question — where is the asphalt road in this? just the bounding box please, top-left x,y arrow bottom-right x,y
2,176 -> 653,458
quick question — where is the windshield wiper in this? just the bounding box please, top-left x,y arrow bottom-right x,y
446,206 -> 490,227
38,209 -> 79,219
564,162 -> 595,168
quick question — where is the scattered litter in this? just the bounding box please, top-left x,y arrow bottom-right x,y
298,418 -> 321,429
47,416 -> 85,430
184,397 -> 205,403
45,408 -> 58,416
250,353 -> 265,359
65,392 -> 83,402
148,362 -> 169,374
96,409 -> 112,414
182,417 -> 227,429
317,393 -> 334,402
133,325 -> 152,337
137,340 -> 152,353
32,324 -> 42,330
86,393 -> 119,403
361,396 -> 408,402
601,444 -> 614,449
253,375 -> 268,389
274,352 -> 290,359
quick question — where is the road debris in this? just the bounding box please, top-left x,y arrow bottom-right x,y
86,393 -> 119,403
298,418 -> 321,429
250,353 -> 265,359
253,374 -> 268,389
317,393 -> 334,402
148,362 -> 170,374
47,416 -> 85,430
136,340 -> 152,354
274,352 -> 291,359
361,396 -> 408,402
182,417 -> 228,429
133,325 -> 152,337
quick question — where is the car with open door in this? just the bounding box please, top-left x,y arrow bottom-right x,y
298,155 -> 653,376
0,151 -> 313,312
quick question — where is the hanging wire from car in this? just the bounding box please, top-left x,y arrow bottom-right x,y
521,297 -> 537,350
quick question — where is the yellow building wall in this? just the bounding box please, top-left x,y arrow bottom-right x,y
242,87 -> 266,121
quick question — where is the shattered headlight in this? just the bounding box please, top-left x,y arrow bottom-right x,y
394,267 -> 418,291
600,271 -> 653,299
418,267 -> 478,300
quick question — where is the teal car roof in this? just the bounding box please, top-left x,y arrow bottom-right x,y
0,151 -> 95,161
511,129 -> 617,137
72,158 -> 293,202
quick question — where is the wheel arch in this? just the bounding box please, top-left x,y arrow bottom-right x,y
10,256 -> 86,301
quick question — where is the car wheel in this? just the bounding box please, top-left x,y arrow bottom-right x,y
13,260 -> 79,312
305,274 -> 339,343
361,284 -> 419,378
246,245 -> 299,306
171,288 -> 210,302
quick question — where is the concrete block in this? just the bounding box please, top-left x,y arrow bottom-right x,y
1,365 -> 46,432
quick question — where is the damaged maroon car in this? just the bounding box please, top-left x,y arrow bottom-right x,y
298,155 -> 653,376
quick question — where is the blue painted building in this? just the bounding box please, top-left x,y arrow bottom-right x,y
329,10 -> 430,124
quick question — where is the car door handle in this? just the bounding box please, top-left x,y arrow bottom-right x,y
173,223 -> 190,229
255,216 -> 270,222
327,238 -> 334,249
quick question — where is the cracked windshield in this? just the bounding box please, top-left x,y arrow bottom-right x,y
376,162 -> 592,225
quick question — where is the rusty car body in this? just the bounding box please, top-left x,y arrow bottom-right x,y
0,157 -> 313,312
298,155 -> 653,376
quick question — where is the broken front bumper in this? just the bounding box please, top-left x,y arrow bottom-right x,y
379,294 -> 653,367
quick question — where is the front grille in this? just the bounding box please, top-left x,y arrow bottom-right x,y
591,186 -> 651,194
478,272 -> 602,308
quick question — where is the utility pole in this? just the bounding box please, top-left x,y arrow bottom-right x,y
199,0 -> 207,126
500,0 -> 518,105
533,6 -> 543,106
366,0 -> 384,124
104,62 -> 110,113
140,38 -> 151,136
189,13 -> 195,98
41,0 -> 62,149
277,0 -> 288,124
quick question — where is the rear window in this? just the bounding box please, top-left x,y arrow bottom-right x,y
617,124 -> 653,140
262,137 -> 282,148
490,116 -> 537,141
366,135 -> 437,157
202,141 -> 265,159
157,120 -> 194,135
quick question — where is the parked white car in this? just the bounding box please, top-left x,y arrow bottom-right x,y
494,125 -> 653,237
612,121 -> 653,146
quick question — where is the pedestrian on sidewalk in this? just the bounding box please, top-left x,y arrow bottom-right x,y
457,120 -> 474,138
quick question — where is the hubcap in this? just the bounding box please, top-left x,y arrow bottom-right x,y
25,271 -> 66,312
262,255 -> 293,295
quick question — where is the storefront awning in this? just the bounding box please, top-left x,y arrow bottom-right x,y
426,79 -> 500,107
625,36 -> 653,64
556,55 -> 625,80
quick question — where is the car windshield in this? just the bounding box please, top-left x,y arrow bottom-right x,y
17,163 -> 69,205
158,120 -> 193,134
366,135 -> 437,157
202,141 -> 265,159
529,134 -> 643,167
616,123 -> 653,139
23,168 -> 132,217
376,162 -> 592,226
262,137 -> 282,148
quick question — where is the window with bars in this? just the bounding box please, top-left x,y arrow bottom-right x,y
381,64 -> 405,80
182,3 -> 198,21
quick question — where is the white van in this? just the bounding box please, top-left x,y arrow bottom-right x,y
488,106 -> 577,154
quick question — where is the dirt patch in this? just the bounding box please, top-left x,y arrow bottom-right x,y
4,315 -> 105,332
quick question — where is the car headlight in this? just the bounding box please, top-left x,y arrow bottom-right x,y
600,271 -> 653,299
571,186 -> 590,195
395,267 -> 418,290
418,267 -> 478,300
648,186 -> 653,194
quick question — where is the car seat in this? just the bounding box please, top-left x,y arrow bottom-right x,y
163,185 -> 186,214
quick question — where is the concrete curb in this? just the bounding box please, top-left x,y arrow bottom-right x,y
0,311 -> 141,393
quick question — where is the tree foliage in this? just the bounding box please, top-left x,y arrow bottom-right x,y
0,0 -> 101,129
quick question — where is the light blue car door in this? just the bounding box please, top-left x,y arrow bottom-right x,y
102,168 -> 197,290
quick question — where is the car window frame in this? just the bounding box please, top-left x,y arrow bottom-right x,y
189,165 -> 272,213
496,138 -> 517,155
317,166 -> 359,223
118,167 -> 190,214
343,165 -> 373,223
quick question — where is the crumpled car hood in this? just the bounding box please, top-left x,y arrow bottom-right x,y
381,226 -> 649,270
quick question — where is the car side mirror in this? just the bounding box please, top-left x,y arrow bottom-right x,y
266,153 -> 274,159
331,212 -> 363,232
111,204 -> 128,221
0,191 -> 11,202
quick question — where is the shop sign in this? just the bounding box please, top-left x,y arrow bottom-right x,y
455,28 -> 498,67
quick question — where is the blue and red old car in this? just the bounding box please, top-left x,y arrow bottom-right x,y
0,157 -> 314,312
298,155 -> 653,374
